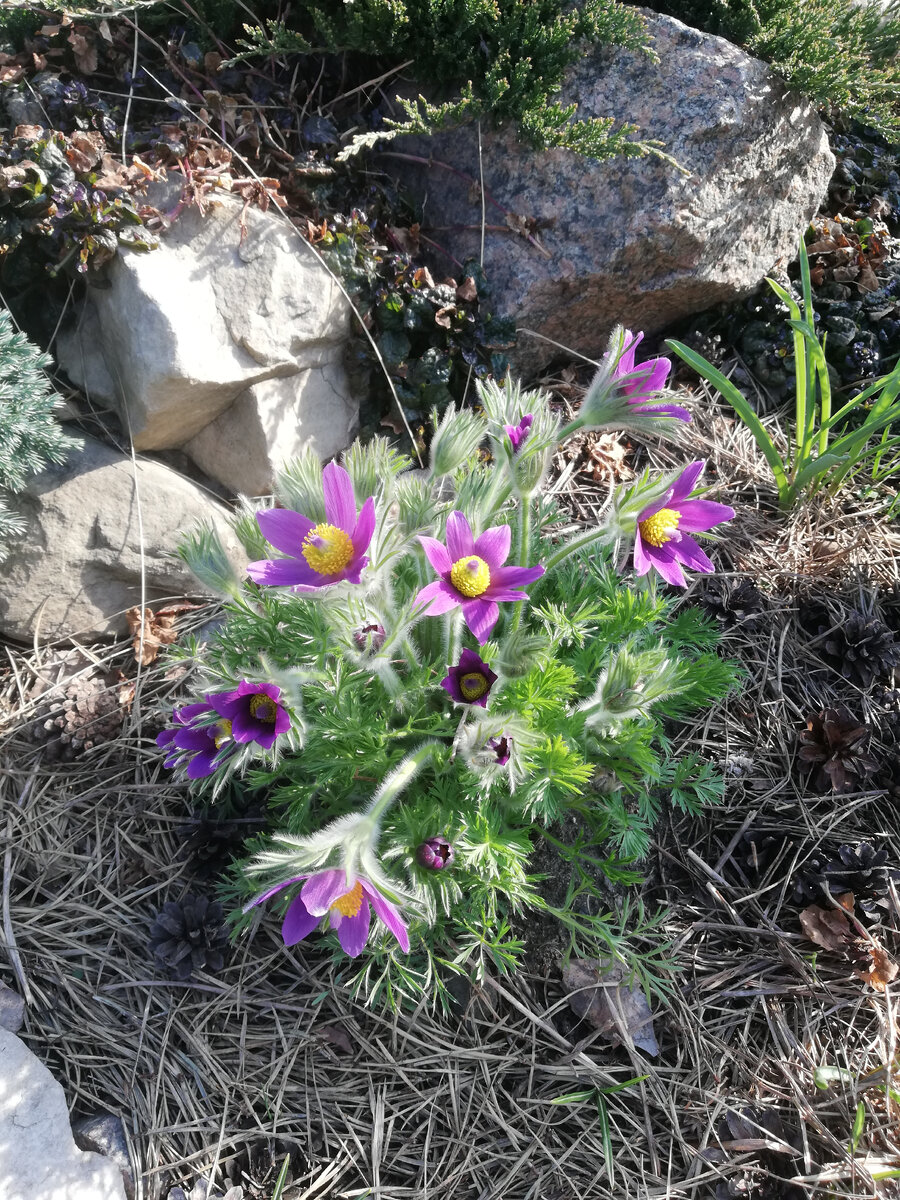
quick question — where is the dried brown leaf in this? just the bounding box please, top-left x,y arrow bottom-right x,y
799,903 -> 853,951
854,941 -> 900,992
456,275 -> 478,303
562,958 -> 658,1055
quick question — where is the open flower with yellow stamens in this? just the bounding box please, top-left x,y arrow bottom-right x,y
415,511 -> 545,644
247,462 -> 375,591
441,648 -> 498,707
207,681 -> 290,750
156,701 -> 235,780
633,460 -> 735,587
246,868 -> 410,958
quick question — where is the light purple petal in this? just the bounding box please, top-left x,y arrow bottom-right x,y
177,702 -> 214,723
445,511 -> 475,561
648,544 -> 687,587
246,557 -> 322,587
677,499 -> 735,533
614,329 -> 640,376
273,705 -> 292,737
486,564 -> 545,591
472,523 -> 511,570
637,487 -> 675,523
673,533 -> 715,574
334,899 -> 371,958
625,356 -> 671,397
351,496 -> 376,556
669,460 -> 706,505
364,884 -> 411,952
282,895 -> 321,946
632,529 -> 652,577
301,868 -> 350,916
640,400 -> 692,422
419,535 -> 452,575
323,462 -> 358,533
462,598 -> 499,644
243,873 -> 309,913
256,508 -> 315,555
414,580 -> 461,615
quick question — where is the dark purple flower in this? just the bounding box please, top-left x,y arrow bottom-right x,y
207,680 -> 290,750
246,868 -> 410,958
353,623 -> 387,653
611,330 -> 691,422
634,460 -> 735,587
156,701 -> 234,780
505,413 -> 533,453
488,735 -> 512,765
415,511 -> 545,644
441,648 -> 498,707
417,837 -> 455,870
247,462 -> 375,591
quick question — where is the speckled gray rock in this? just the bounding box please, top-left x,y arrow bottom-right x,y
0,1026 -> 126,1200
392,12 -> 834,375
56,183 -> 356,456
0,435 -> 245,642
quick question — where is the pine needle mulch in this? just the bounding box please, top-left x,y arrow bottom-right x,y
2,396 -> 900,1200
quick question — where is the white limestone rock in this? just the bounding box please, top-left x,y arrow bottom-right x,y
0,1026 -> 127,1200
56,183 -> 355,453
184,361 -> 358,496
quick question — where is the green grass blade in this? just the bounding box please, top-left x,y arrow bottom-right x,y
666,339 -> 790,500
768,276 -> 808,468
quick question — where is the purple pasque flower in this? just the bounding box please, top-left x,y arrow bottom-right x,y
415,511 -> 545,644
246,462 -> 375,591
417,837 -> 454,870
156,701 -> 234,780
441,647 -> 498,707
247,868 -> 410,958
207,680 -> 290,750
488,734 -> 512,765
634,460 -> 735,588
612,330 -> 690,423
505,413 -> 533,453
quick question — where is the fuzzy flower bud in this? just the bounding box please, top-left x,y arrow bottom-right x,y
429,403 -> 486,478
417,836 -> 455,870
353,623 -> 387,653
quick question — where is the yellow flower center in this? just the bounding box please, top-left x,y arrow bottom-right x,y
330,880 -> 364,918
450,555 -> 491,598
302,523 -> 355,576
214,719 -> 232,749
249,694 -> 278,724
460,671 -> 489,701
639,507 -> 681,548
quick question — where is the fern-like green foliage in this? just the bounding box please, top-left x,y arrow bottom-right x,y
649,0 -> 900,136
231,0 -> 655,159
0,308 -> 79,559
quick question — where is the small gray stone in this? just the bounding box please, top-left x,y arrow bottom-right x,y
0,1027 -> 126,1200
0,982 -> 25,1032
391,12 -> 834,376
73,1114 -> 135,1200
0,435 -> 246,642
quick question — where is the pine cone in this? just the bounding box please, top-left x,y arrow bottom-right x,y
801,602 -> 900,688
179,809 -> 267,881
798,707 -> 878,792
729,828 -> 794,882
29,670 -> 125,761
792,843 -> 898,920
149,894 -> 228,981
697,577 -> 768,631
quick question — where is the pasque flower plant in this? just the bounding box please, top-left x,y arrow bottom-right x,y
169,364 -> 740,1009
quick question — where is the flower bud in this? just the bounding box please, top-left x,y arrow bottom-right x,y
429,404 -> 485,478
488,735 -> 512,765
416,836 -> 455,870
353,623 -> 387,654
